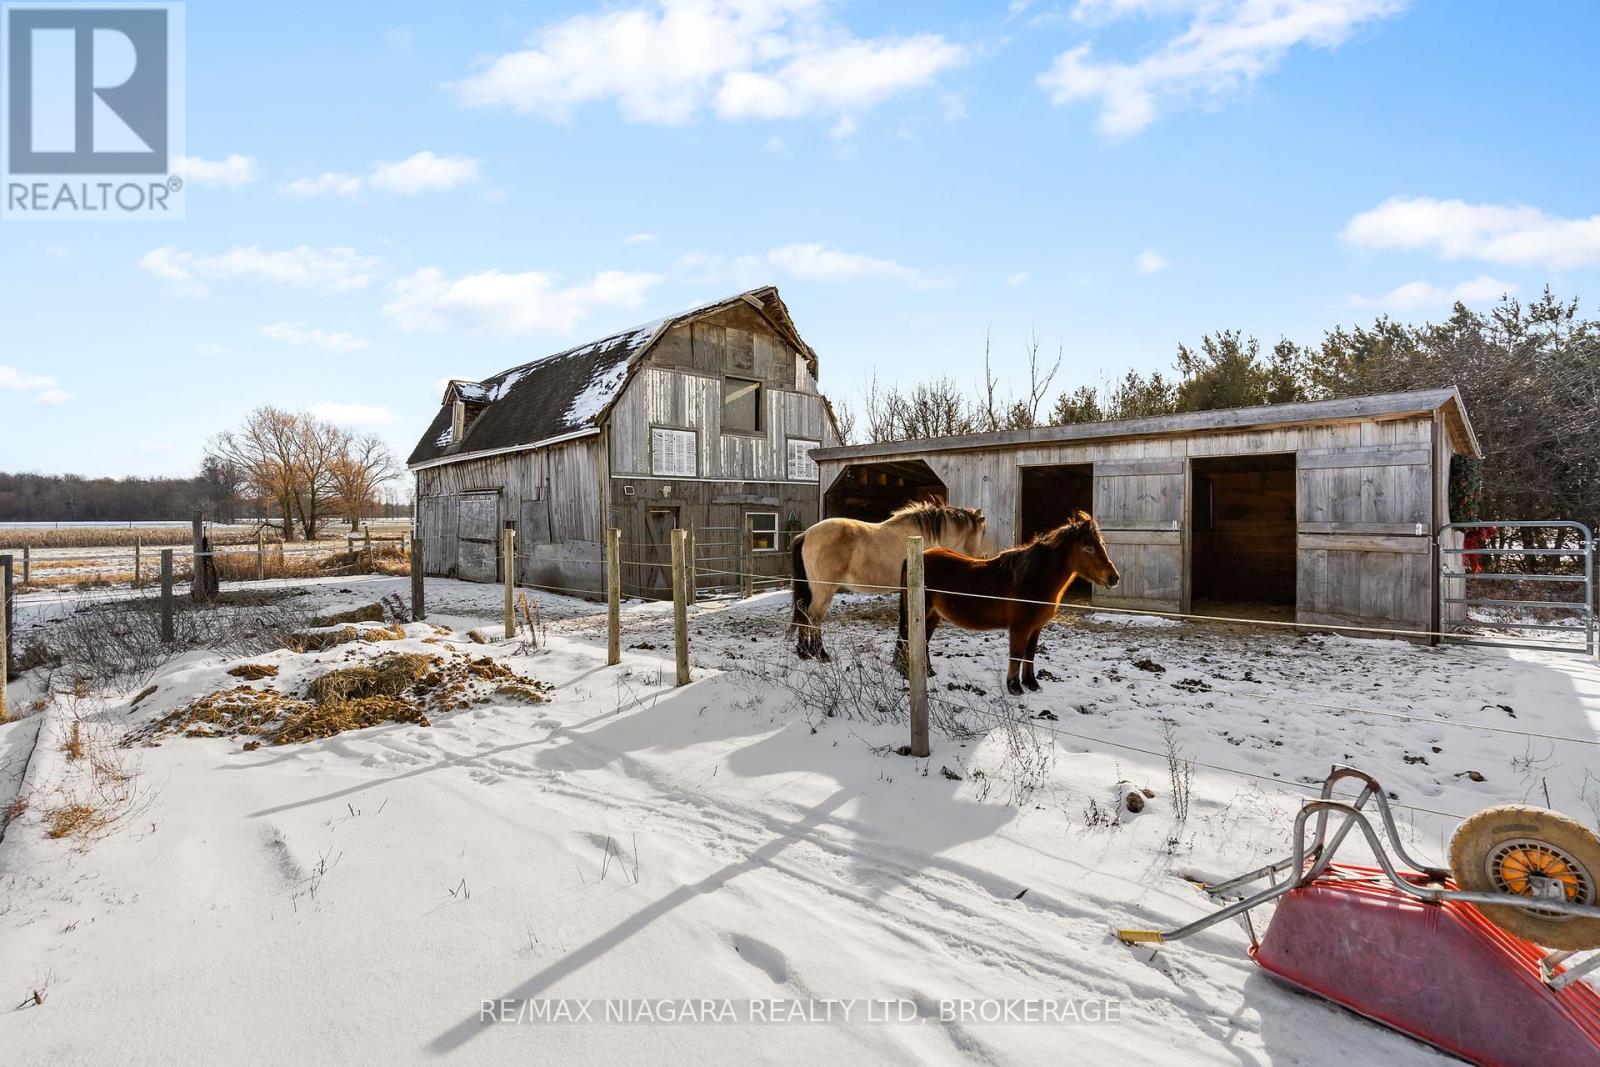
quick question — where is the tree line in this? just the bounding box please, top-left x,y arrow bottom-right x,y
836,290 -> 1599,535
2,407 -> 404,538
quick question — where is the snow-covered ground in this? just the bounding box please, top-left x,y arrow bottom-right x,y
2,576 -> 1597,1065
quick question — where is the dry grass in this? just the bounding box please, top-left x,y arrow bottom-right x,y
311,603 -> 385,627
227,663 -> 279,680
288,621 -> 407,653
45,803 -> 108,839
60,720 -> 84,761
1,526 -> 281,550
304,653 -> 434,705
17,544 -> 410,593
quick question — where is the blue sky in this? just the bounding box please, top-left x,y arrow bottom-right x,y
3,0 -> 1598,480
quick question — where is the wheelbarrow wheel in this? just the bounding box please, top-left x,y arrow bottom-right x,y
1450,804 -> 1600,951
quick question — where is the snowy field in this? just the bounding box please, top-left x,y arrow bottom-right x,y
1,576 -> 1597,1065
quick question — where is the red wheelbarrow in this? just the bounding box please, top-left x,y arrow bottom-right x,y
1118,766 -> 1600,1067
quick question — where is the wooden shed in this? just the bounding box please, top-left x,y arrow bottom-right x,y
407,286 -> 840,599
810,389 -> 1481,636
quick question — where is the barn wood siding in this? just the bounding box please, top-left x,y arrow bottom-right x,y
415,438 -> 604,593
608,312 -> 836,482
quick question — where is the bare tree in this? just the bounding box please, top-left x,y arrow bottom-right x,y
208,407 -> 306,540
291,417 -> 347,540
330,434 -> 400,526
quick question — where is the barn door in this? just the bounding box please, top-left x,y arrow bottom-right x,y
1296,445 -> 1433,630
644,507 -> 678,599
456,492 -> 501,583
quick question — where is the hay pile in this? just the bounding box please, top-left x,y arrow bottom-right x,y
139,650 -> 550,747
227,663 -> 279,680
288,621 -> 408,652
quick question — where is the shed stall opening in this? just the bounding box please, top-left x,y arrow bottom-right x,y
1020,463 -> 1095,599
823,460 -> 947,522
1191,453 -> 1297,620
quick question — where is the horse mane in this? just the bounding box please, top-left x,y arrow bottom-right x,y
886,500 -> 984,541
1001,511 -> 1099,584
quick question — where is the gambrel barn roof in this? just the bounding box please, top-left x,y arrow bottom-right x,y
407,285 -> 818,469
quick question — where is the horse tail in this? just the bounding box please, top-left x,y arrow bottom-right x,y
790,532 -> 811,632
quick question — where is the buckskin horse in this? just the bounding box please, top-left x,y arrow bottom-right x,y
897,512 -> 1121,695
791,501 -> 987,661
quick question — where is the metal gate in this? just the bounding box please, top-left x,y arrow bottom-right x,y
1438,520 -> 1595,656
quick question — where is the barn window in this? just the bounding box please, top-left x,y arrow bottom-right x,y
786,439 -> 819,481
722,377 -> 762,433
651,427 -> 697,477
747,512 -> 778,553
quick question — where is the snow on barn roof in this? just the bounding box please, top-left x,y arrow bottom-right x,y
407,286 -> 814,469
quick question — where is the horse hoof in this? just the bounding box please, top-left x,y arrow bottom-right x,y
1022,677 -> 1040,692
1006,679 -> 1024,696
816,648 -> 832,663
795,645 -> 812,660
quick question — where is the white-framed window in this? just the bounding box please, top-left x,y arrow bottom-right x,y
786,438 -> 820,481
651,427 -> 697,477
747,511 -> 779,553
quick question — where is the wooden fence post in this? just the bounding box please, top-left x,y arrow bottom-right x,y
0,588 -> 7,719
160,550 -> 174,644
503,528 -> 516,639
741,522 -> 753,599
363,525 -> 372,571
410,534 -> 426,622
256,528 -> 265,581
20,545 -> 28,586
671,528 -> 690,686
685,524 -> 696,606
606,528 -> 621,666
1,555 -> 11,683
191,511 -> 203,597
134,536 -> 142,588
905,535 -> 929,758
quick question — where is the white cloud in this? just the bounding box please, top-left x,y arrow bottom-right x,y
624,232 -> 657,244
384,268 -> 663,335
138,245 -> 381,297
764,134 -> 788,154
1342,195 -> 1600,272
368,151 -> 481,195
454,1 -> 966,127
1039,1 -> 1406,138
309,402 -> 399,427
1005,271 -> 1030,287
260,322 -> 371,354
385,28 -> 414,54
282,172 -> 363,198
829,114 -> 858,139
766,243 -> 932,285
1136,249 -> 1169,273
282,151 -> 480,198
680,243 -> 937,288
173,154 -> 258,187
0,365 -> 71,405
1348,275 -> 1516,311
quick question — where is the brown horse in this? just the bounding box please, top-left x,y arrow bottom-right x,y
897,512 -> 1121,695
792,501 -> 987,660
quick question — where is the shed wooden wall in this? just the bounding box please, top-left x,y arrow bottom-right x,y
816,414 -> 1443,633
415,436 -> 605,595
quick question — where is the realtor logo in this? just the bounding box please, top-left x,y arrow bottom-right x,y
2,2 -> 185,219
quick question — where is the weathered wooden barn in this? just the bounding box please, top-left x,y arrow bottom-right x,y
407,286 -> 841,599
811,389 -> 1481,635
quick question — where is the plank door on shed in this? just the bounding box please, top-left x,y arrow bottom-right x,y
1296,443 -> 1433,629
456,491 -> 501,583
1092,459 -> 1184,609
644,507 -> 678,599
